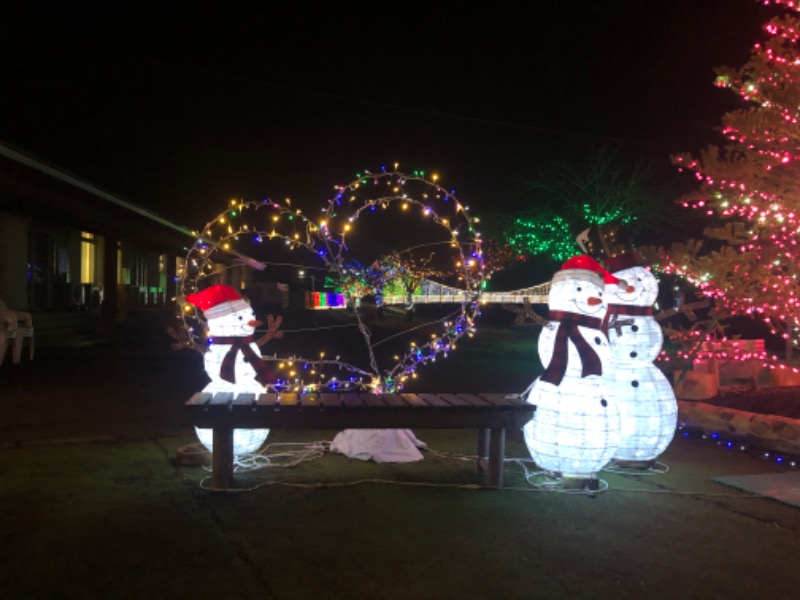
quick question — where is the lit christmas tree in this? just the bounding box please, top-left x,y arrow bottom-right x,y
664,0 -> 800,364
379,251 -> 444,320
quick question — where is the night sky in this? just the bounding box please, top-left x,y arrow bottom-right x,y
0,0 -> 780,230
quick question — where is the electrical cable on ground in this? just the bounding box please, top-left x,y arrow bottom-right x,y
603,461 -> 670,475
190,444 -> 776,500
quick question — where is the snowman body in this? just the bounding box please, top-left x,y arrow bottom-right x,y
605,266 -> 663,363
524,270 -> 621,479
196,304 -> 269,455
203,308 -> 266,394
605,265 -> 677,463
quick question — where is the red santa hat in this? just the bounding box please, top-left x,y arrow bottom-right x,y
185,284 -> 251,319
552,254 -> 620,288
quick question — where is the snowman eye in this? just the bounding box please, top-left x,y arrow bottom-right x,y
576,286 -> 582,292
237,315 -> 243,321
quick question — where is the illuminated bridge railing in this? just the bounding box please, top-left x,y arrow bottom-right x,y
306,280 -> 552,309
381,280 -> 551,305
480,290 -> 549,304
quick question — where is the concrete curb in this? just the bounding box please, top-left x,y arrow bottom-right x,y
677,400 -> 800,456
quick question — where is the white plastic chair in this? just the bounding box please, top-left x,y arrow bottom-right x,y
0,300 -> 34,363
0,320 -> 9,366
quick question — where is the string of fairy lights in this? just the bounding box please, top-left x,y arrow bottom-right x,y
175,165 -> 485,394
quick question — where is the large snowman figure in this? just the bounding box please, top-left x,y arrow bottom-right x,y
578,226 -> 678,468
523,254 -> 622,488
186,284 -> 273,456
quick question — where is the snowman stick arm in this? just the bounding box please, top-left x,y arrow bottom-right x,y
255,314 -> 284,347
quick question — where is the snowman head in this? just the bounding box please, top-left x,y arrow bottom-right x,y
608,265 -> 659,307
549,254 -> 618,317
206,305 -> 260,337
186,284 -> 260,336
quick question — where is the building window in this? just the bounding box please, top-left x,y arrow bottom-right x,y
80,232 -> 96,284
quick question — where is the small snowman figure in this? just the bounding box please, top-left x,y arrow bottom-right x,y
578,225 -> 678,469
186,284 -> 275,456
523,254 -> 622,489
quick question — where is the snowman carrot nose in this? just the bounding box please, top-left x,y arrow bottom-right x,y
615,278 -> 635,293
587,297 -> 602,306
248,319 -> 262,327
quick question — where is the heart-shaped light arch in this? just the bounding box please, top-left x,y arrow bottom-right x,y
175,166 -> 485,393
317,167 -> 485,391
177,197 -> 321,340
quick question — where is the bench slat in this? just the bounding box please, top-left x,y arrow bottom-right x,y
210,392 -> 234,407
320,393 -> 343,408
300,394 -> 322,409
361,393 -> 387,407
399,393 -> 428,408
341,393 -> 365,407
436,393 -> 473,407
187,391 -> 213,406
232,393 -> 257,406
451,393 -> 491,407
257,393 -> 279,407
277,394 -> 300,409
412,393 -> 451,407
381,394 -> 408,407
479,393 -> 527,407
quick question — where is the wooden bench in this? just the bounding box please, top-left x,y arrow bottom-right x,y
185,391 -> 536,490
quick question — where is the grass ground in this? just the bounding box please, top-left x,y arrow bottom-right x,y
3,307 -> 800,599
3,424 -> 800,599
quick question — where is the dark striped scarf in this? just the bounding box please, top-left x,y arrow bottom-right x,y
540,310 -> 604,386
211,335 -> 273,386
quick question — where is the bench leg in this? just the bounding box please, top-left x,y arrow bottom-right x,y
211,428 -> 234,489
476,428 -> 489,475
485,428 -> 506,489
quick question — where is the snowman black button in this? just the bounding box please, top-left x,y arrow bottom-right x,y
631,380 -> 639,388
630,351 -> 638,358
595,336 -> 602,345
600,398 -> 608,407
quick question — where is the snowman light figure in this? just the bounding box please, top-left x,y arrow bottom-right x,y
578,225 -> 677,468
523,254 -> 622,489
186,284 -> 274,457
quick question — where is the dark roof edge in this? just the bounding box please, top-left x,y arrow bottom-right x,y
0,141 -> 196,240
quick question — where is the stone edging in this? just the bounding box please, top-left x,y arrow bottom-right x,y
677,400 -> 800,456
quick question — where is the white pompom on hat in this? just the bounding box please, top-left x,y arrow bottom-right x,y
186,284 -> 251,319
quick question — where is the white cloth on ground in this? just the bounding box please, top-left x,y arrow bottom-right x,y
330,429 -> 427,463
